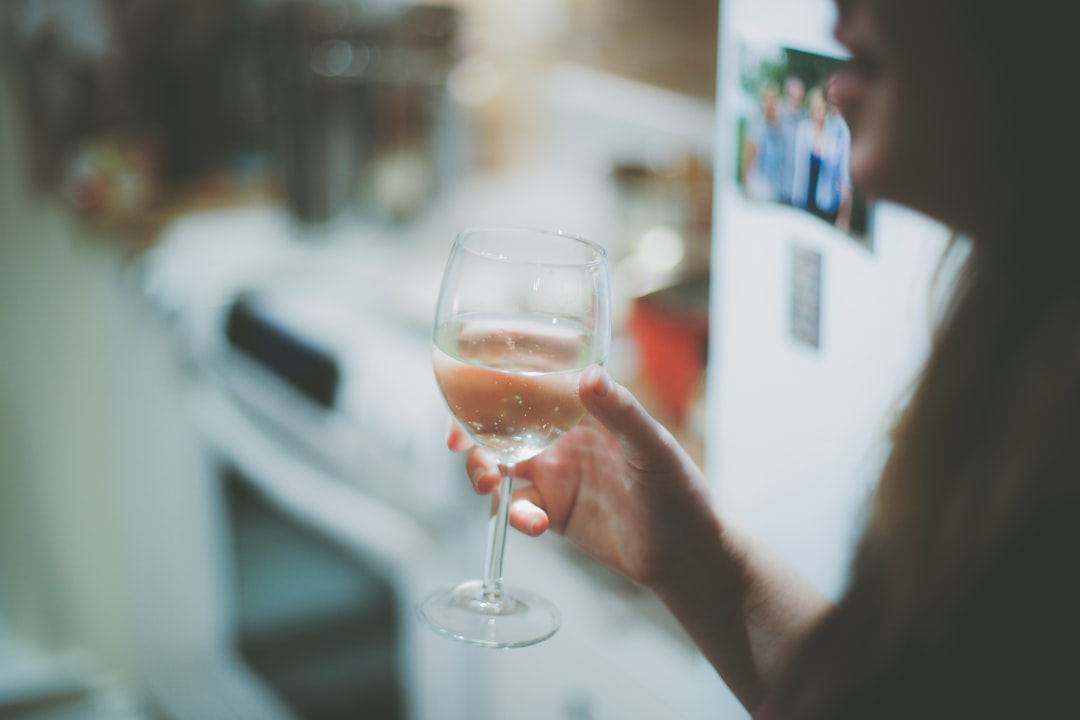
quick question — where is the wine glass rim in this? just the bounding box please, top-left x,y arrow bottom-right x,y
455,226 -> 607,267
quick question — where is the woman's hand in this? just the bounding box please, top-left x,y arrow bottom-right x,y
448,364 -> 715,591
451,364 -> 831,708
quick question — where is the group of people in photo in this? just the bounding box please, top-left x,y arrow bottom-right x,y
741,73 -> 854,234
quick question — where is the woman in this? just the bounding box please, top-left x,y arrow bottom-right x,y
742,82 -> 788,203
451,0 -> 1080,716
791,86 -> 852,230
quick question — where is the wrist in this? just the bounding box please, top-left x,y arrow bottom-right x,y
651,511 -> 740,598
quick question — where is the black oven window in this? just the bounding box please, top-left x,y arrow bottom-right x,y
223,466 -> 406,720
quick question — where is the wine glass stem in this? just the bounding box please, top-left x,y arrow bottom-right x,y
481,466 -> 514,598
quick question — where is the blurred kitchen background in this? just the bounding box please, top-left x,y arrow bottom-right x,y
0,0 -> 951,718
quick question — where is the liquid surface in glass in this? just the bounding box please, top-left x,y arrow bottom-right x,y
433,313 -> 595,465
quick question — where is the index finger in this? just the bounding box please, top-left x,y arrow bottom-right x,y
446,417 -> 474,452
578,364 -> 683,467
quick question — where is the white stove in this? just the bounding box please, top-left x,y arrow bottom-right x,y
132,206 -> 485,720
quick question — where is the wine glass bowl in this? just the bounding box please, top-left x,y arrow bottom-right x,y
417,227 -> 610,648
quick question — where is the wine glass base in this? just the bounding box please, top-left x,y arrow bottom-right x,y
416,579 -> 560,648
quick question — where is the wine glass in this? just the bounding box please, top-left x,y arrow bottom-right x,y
417,226 -> 611,648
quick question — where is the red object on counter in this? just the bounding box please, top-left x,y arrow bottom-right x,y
627,276 -> 709,425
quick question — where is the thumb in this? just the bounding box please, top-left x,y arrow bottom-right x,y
578,365 -> 682,468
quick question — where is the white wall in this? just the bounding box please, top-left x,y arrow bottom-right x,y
0,53 -> 213,696
0,71 -> 126,667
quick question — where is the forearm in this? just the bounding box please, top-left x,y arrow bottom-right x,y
651,510 -> 831,711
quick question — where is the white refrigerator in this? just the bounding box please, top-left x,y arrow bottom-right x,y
704,0 -> 952,714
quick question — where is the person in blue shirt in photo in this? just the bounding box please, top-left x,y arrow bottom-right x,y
742,82 -> 789,202
792,83 -> 853,231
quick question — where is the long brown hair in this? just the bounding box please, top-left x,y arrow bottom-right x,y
772,1 -> 1080,716
785,244 -> 1080,718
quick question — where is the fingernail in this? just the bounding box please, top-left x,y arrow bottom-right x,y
514,501 -> 544,532
469,467 -> 485,491
592,366 -> 613,398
